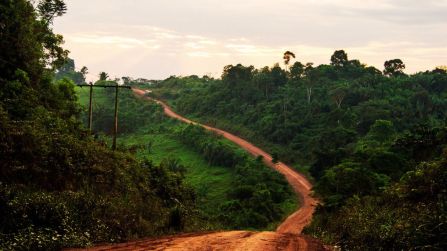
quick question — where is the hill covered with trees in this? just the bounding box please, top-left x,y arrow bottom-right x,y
148,51 -> 447,250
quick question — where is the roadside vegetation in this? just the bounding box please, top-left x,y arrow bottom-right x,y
146,51 -> 447,250
74,86 -> 297,231
0,1 -> 197,250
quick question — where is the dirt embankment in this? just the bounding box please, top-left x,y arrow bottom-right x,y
68,89 -> 323,251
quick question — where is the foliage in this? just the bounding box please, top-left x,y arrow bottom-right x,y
146,49 -> 447,249
174,124 -> 245,167
55,58 -> 86,84
0,1 -> 198,249
75,85 -> 296,231
99,72 -> 109,81
330,50 -> 348,67
384,59 -> 406,77
304,152 -> 447,250
172,124 -> 294,229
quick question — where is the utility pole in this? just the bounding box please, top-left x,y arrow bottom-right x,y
88,82 -> 93,131
78,83 -> 131,150
112,82 -> 119,150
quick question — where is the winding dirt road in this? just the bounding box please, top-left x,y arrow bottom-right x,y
70,89 -> 322,250
132,89 -> 317,235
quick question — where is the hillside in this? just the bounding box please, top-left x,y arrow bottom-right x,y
146,55 -> 447,250
74,85 -> 298,231
67,90 -> 323,251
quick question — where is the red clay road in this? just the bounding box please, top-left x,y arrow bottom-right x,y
68,89 -> 322,251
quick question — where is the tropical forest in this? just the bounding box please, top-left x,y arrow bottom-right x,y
1,0 -> 446,250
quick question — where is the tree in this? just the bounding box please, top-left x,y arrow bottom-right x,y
303,63 -> 316,104
290,61 -> 305,80
329,83 -> 348,109
315,161 -> 384,202
253,67 -> 273,99
366,120 -> 395,143
222,64 -> 254,84
37,0 -> 67,25
122,76 -> 132,85
383,59 -> 405,76
0,0 -> 68,118
283,51 -> 296,71
270,63 -> 287,87
0,0 -> 68,81
55,58 -> 85,84
411,90 -> 432,118
57,58 -> 75,73
330,50 -> 348,67
80,66 -> 88,78
99,71 -> 109,81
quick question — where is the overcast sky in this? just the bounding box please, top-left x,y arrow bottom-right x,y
53,0 -> 447,81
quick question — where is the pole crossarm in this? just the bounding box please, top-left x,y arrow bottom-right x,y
77,83 -> 131,150
78,84 -> 131,89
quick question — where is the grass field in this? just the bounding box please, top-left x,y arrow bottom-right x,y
118,131 -> 235,216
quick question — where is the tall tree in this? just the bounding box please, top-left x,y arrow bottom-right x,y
0,0 -> 68,118
80,66 -> 88,78
37,0 -> 67,25
222,64 -> 254,85
290,61 -> 305,80
330,50 -> 348,67
283,51 -> 296,72
304,63 -> 316,104
329,83 -> 348,109
99,71 -> 109,81
271,63 -> 287,87
253,66 -> 272,99
383,59 -> 405,77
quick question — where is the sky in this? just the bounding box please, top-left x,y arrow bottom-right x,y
53,0 -> 447,81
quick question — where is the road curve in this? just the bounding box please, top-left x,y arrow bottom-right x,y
132,88 -> 317,234
68,89 -> 322,251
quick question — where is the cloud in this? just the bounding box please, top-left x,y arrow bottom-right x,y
55,1 -> 447,80
186,52 -> 211,58
308,0 -> 447,25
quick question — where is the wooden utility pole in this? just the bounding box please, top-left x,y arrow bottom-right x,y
88,82 -> 93,131
78,83 -> 131,150
112,83 -> 119,150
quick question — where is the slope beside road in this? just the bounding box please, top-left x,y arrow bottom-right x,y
132,88 -> 318,235
68,89 -> 323,251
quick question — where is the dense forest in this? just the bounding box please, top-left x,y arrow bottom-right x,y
148,51 -> 447,250
2,0 -> 447,250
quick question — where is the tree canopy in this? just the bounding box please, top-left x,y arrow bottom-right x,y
148,49 -> 447,250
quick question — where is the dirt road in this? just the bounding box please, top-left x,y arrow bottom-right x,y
71,89 -> 322,250
72,231 -> 325,251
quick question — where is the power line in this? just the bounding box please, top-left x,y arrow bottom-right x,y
78,84 -> 131,150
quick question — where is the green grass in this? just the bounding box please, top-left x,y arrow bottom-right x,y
118,131 -> 234,215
